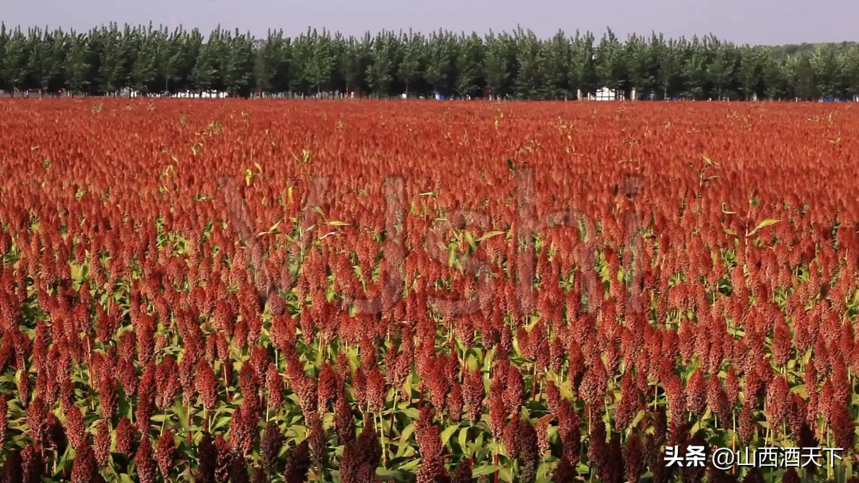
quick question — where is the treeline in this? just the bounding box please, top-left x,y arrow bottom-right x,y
1,22 -> 858,100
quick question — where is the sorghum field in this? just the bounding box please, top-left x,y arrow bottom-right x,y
0,99 -> 857,483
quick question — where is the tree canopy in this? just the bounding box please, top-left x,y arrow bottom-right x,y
1,22 -> 857,100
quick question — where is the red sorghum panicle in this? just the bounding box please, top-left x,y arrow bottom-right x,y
685,368 -> 707,418
156,356 -> 181,411
447,382 -> 463,422
489,385 -> 507,440
624,432 -> 645,483
665,374 -> 686,420
196,432 -> 217,483
214,434 -> 231,483
503,364 -> 524,416
115,358 -> 138,397
71,440 -> 99,483
579,355 -> 608,407
725,365 -> 739,407
557,399 -> 581,464
518,418 -> 539,483
463,368 -> 484,423
536,415 -> 552,456
707,376 -> 732,427
338,438 -> 365,483
238,363 -> 261,417
116,416 -> 137,457
66,404 -> 86,449
229,454 -> 250,483
25,396 -> 48,447
317,362 -> 339,412
266,362 -> 284,412
587,409 -> 609,482
196,360 -> 219,413
0,394 -> 8,447
97,370 -> 118,421
353,367 -> 367,408
772,317 -> 792,367
831,398 -> 855,452
738,400 -> 756,445
3,448 -> 23,483
136,363 -> 157,433
503,416 -> 522,459
21,442 -> 44,483
335,392 -> 356,444
136,436 -> 157,483
451,459 -> 472,483
764,375 -> 790,433
545,380 -> 561,414
283,440 -> 312,483
615,373 -> 643,431
416,424 -> 448,483
156,430 -> 176,480
229,406 -> 255,455
366,366 -> 387,413
308,413 -> 327,468
94,421 -> 111,468
260,422 -> 285,475
553,454 -> 576,482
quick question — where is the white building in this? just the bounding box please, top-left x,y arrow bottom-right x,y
595,87 -> 622,101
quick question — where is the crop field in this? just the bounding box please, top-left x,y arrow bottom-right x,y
0,99 -> 858,482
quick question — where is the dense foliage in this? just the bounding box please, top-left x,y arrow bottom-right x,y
1,99 -> 859,482
2,23 -> 859,100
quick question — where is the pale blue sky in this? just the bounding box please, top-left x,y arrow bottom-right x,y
4,0 -> 857,45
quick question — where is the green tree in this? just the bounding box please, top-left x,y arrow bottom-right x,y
483,31 -> 512,98
809,43 -> 841,98
568,31 -> 598,98
366,31 -> 398,97
424,30 -> 453,96
708,40 -> 737,100
539,30 -> 570,99
2,27 -> 30,94
595,28 -> 627,95
301,29 -> 335,95
223,29 -> 254,96
129,25 -> 158,94
64,32 -> 91,94
453,32 -> 484,98
190,34 -> 219,95
398,31 -> 423,97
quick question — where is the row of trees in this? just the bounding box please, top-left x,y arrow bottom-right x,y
1,22 -> 858,100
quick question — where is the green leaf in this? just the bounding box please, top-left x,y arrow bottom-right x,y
401,408 -> 420,420
464,231 -> 476,252
791,384 -> 808,398
458,427 -> 470,453
396,424 -> 415,458
472,464 -> 503,477
375,468 -> 405,481
213,416 -> 232,430
476,230 -> 506,242
440,423 -> 460,447
627,409 -> 646,434
397,459 -> 421,473
746,219 -> 780,237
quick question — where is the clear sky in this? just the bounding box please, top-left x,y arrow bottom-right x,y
4,0 -> 857,46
